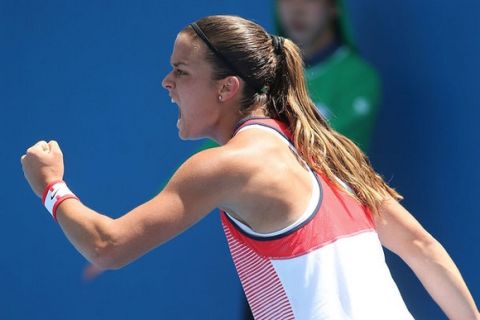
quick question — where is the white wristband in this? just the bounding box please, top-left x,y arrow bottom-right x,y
41,181 -> 79,221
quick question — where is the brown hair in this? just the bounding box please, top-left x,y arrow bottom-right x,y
182,15 -> 401,214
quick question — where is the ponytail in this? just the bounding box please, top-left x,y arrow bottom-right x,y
268,38 -> 402,214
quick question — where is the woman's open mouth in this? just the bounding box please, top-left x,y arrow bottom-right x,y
170,97 -> 182,128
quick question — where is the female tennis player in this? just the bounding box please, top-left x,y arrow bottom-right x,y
21,15 -> 478,319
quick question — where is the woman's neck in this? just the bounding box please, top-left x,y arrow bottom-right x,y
215,109 -> 268,145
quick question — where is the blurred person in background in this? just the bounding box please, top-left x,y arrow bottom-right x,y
276,0 -> 380,151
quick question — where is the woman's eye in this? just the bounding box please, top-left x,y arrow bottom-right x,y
175,69 -> 187,76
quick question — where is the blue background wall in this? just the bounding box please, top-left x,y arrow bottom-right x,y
0,0 -> 478,319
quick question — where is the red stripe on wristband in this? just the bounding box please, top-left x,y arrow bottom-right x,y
52,195 -> 80,221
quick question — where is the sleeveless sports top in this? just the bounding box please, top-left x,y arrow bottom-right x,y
220,117 -> 414,320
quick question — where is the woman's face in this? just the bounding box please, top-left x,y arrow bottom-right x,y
162,32 -> 222,140
278,0 -> 336,47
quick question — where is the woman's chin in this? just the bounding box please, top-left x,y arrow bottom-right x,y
177,121 -> 192,140
178,129 -> 204,141
176,119 -> 208,141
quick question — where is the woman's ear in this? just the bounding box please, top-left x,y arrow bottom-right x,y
218,76 -> 241,102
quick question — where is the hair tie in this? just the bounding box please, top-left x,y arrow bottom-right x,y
271,35 -> 284,56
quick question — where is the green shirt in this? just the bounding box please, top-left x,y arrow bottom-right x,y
305,46 -> 380,151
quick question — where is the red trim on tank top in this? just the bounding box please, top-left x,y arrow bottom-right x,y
221,174 -> 375,259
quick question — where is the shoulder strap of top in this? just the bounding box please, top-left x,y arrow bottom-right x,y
232,117 -> 293,141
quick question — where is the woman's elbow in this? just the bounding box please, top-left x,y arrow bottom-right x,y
399,231 -> 442,263
88,232 -> 128,270
91,248 -> 124,270
412,230 -> 439,252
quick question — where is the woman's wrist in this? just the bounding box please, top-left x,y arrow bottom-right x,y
42,181 -> 80,221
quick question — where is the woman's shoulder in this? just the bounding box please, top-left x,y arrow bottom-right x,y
179,144 -> 254,183
182,128 -> 292,185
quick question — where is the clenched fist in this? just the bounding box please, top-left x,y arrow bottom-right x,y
21,140 -> 65,197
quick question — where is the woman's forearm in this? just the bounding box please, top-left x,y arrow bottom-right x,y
376,199 -> 479,319
402,236 -> 479,320
55,199 -> 120,269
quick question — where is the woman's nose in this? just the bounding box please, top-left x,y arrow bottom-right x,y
162,72 -> 174,90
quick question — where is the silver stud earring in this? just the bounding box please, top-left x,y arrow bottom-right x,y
218,95 -> 223,102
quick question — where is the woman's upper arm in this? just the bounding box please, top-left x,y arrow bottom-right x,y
374,198 -> 434,257
110,149 -> 231,266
